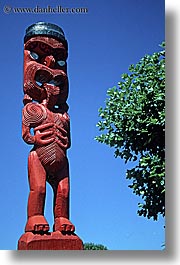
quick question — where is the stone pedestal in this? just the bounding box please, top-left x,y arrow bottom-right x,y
18,231 -> 83,250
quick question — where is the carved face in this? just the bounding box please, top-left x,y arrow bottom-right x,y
23,36 -> 68,108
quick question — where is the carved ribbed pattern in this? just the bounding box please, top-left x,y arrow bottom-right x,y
36,142 -> 65,173
23,103 -> 46,127
54,113 -> 62,126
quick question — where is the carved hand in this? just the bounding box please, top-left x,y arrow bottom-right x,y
54,125 -> 69,150
34,123 -> 54,146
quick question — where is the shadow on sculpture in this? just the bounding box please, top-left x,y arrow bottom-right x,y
18,22 -> 83,250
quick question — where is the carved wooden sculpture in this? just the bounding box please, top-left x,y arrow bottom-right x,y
18,22 -> 83,250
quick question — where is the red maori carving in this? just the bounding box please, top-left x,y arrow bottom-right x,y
22,23 -> 75,235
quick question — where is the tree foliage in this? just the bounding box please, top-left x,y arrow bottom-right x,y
95,43 -> 165,221
83,242 -> 108,250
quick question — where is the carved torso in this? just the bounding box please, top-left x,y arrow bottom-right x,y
23,102 -> 70,175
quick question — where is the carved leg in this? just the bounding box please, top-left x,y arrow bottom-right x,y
25,150 -> 49,233
51,162 -> 75,233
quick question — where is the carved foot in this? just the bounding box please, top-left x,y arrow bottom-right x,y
54,217 -> 75,234
25,215 -> 50,233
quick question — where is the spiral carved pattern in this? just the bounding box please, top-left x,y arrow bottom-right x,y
22,103 -> 47,127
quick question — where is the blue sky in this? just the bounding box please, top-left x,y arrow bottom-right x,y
0,0 -> 165,250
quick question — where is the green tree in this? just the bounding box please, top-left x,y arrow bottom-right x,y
83,242 -> 108,250
95,43 -> 165,221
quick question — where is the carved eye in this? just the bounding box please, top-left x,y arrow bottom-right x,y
57,60 -> 66,67
30,51 -> 39,60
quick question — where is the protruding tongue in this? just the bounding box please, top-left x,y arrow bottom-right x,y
35,70 -> 63,87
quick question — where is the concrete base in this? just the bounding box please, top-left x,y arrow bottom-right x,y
18,231 -> 83,250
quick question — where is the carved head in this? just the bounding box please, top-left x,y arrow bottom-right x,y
23,22 -> 69,111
